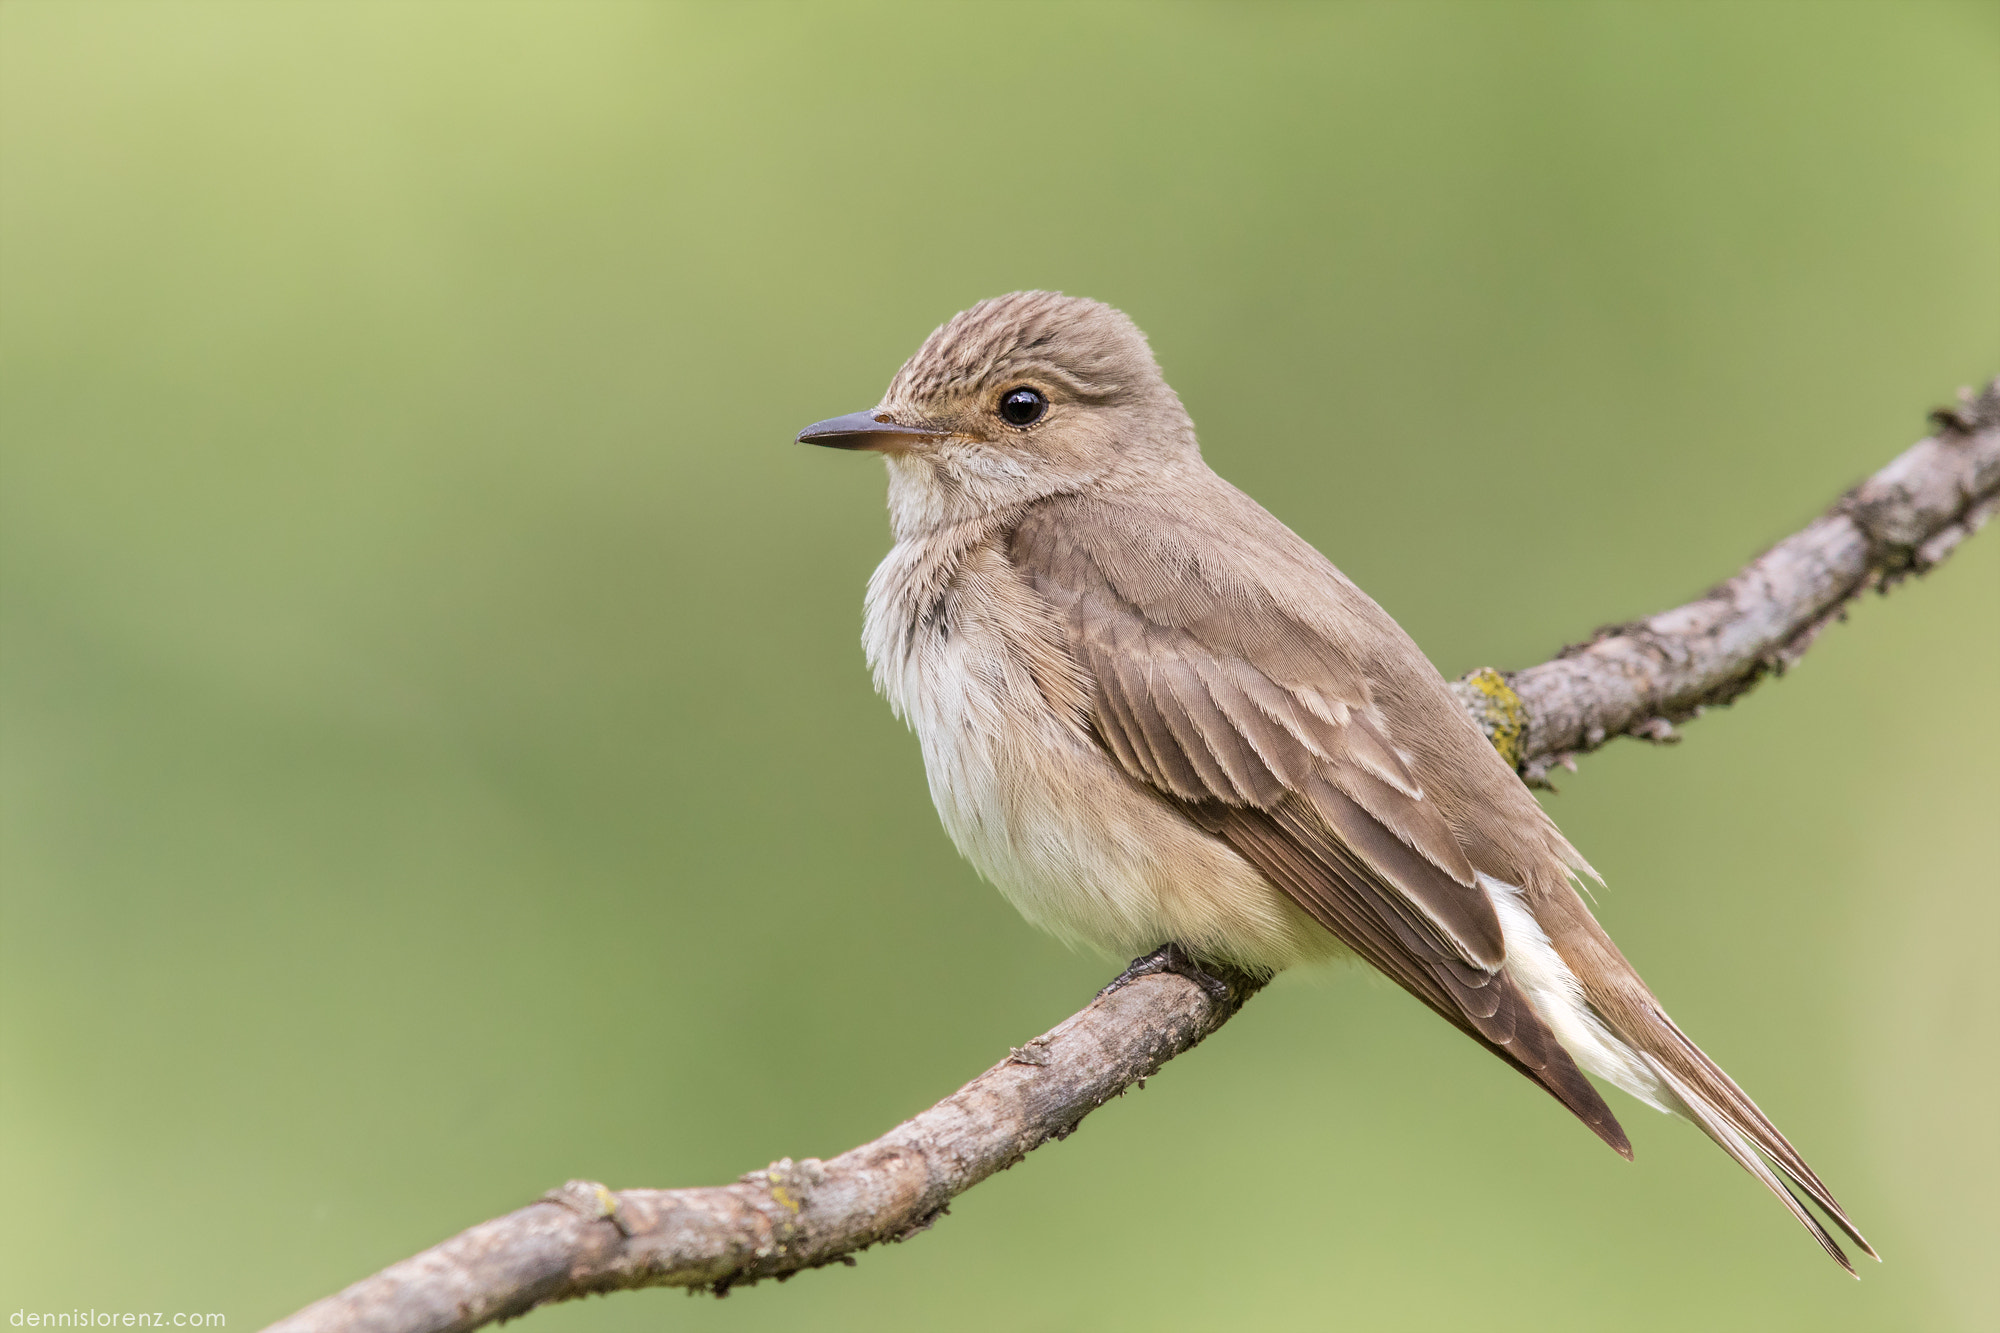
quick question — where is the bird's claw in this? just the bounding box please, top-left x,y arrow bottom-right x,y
1098,942 -> 1237,1005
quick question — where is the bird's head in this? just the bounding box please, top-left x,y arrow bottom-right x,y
797,292 -> 1197,533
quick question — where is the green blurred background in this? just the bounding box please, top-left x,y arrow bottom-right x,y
3,2 -> 1997,1329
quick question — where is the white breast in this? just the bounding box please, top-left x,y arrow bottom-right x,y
861,531 -> 1338,971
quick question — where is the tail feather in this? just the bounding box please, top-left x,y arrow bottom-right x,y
1526,878 -> 1875,1273
1641,1052 -> 1861,1275
1637,1007 -> 1878,1263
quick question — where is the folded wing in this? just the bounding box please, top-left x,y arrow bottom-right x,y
1010,495 -> 1631,1156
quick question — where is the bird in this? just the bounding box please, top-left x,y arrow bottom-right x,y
795,290 -> 1874,1272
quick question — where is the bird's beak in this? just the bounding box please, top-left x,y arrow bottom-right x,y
795,409 -> 947,452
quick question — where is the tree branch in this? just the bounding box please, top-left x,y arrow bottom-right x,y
271,962 -> 1267,1333
267,378 -> 1998,1333
1452,379 -> 2000,784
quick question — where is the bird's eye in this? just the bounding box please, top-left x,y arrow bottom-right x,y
998,386 -> 1048,427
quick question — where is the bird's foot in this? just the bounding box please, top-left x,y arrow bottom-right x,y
1098,942 -> 1238,1005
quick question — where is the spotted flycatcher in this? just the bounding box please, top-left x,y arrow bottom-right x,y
798,292 -> 1871,1271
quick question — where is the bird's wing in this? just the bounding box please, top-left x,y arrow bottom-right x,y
1010,492 -> 1630,1156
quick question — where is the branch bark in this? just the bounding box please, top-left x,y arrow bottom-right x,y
271,963 -> 1266,1333
1452,378 -> 2000,784
268,378 -> 1999,1333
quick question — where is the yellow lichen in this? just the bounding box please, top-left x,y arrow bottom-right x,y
1461,667 -> 1529,770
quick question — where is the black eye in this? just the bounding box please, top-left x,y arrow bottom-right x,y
998,386 -> 1048,427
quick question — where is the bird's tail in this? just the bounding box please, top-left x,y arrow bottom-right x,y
1494,875 -> 1874,1273
1627,1005 -> 1877,1274
1528,888 -> 1872,1272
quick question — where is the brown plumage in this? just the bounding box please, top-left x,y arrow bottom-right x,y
799,290 -> 1874,1272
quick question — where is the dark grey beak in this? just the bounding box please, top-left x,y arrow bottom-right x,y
795,409 -> 945,451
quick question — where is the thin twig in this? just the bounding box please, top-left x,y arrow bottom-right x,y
268,378 -> 1997,1333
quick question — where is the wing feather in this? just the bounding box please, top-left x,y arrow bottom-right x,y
1010,499 -> 1629,1155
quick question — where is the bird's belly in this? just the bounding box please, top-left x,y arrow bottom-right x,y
888,623 -> 1337,972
